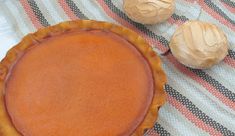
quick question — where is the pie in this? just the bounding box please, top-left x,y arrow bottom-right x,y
0,20 -> 166,136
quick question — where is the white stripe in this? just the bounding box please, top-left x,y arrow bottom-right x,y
4,1 -> 31,35
37,0 -> 62,24
220,61 -> 235,85
159,103 -> 209,136
13,0 -> 35,33
49,0 -> 70,21
0,13 -> 19,60
205,63 -> 235,93
82,0 -> 111,21
0,11 -> 16,35
42,0 -> 64,23
175,1 -> 201,19
214,0 -> 235,20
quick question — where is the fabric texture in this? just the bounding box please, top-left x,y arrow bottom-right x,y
0,0 -> 234,135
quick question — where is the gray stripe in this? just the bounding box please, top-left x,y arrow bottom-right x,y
33,0 -> 56,24
154,123 -> 171,136
27,0 -> 50,27
228,50 -> 235,60
220,0 -> 235,8
189,68 -> 235,102
65,0 -> 88,19
0,3 -> 24,37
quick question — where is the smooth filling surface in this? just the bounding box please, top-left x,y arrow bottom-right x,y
5,30 -> 153,136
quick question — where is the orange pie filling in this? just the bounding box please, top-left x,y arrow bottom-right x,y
5,30 -> 154,136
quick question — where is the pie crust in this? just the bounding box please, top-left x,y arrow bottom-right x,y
0,20 -> 166,136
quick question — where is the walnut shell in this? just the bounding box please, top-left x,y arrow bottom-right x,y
123,0 -> 175,24
169,20 -> 228,69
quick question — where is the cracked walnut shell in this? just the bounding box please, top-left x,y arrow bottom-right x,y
169,20 -> 228,69
123,0 -> 175,24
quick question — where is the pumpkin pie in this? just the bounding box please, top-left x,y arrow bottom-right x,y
0,20 -> 166,136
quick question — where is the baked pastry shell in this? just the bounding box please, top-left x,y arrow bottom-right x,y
0,20 -> 167,136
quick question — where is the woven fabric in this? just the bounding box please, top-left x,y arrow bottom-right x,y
0,0 -> 234,135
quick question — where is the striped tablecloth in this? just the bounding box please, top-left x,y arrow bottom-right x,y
0,0 -> 235,135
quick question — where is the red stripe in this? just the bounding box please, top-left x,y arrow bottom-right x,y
220,1 -> 235,14
168,95 -> 222,136
168,17 -> 184,25
58,0 -> 78,20
198,0 -> 235,32
166,54 -> 235,110
146,128 -> 160,136
224,56 -> 235,68
96,0 -> 168,53
19,0 -> 43,29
